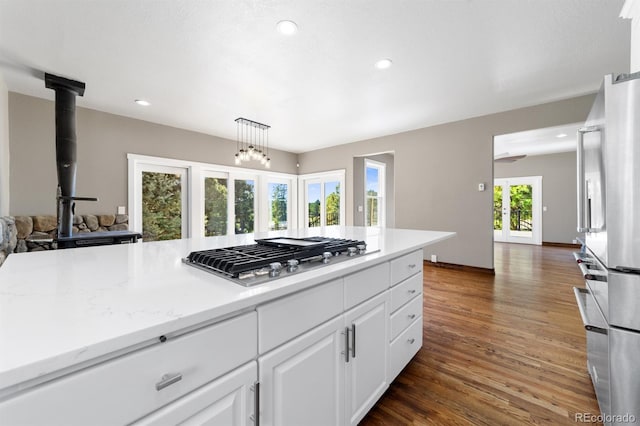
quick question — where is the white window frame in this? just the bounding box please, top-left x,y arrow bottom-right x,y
364,159 -> 386,228
128,154 -> 297,237
262,177 -> 297,232
230,171 -> 259,235
298,170 -> 346,229
201,170 -> 229,237
129,162 -> 190,240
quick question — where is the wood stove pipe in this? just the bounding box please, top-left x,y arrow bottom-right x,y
44,73 -> 96,238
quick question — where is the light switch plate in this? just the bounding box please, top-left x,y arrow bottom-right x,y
357,205 -> 363,212
478,183 -> 485,191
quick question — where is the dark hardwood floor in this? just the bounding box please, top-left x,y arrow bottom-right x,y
360,243 -> 601,425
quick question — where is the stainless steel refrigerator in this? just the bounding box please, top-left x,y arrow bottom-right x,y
573,71 -> 640,425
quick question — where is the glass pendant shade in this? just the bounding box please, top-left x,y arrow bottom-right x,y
234,117 -> 271,169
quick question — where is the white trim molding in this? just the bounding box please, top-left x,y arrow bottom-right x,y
127,154 -> 298,238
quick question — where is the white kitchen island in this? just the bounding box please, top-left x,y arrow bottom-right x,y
0,227 -> 454,425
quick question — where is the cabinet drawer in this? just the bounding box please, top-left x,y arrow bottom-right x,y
390,294 -> 423,341
344,262 -> 390,309
390,250 -> 423,286
258,278 -> 344,354
389,316 -> 422,381
390,273 -> 423,313
0,312 -> 257,426
132,361 -> 257,425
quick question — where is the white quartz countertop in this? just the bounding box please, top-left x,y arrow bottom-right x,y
0,227 -> 454,392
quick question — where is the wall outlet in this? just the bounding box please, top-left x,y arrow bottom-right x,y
118,206 -> 126,215
573,239 -> 578,244
431,254 -> 437,263
543,206 -> 548,212
357,205 -> 363,212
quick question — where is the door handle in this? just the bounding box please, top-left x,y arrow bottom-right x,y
342,327 -> 350,363
573,287 -> 607,334
250,382 -> 260,426
351,324 -> 356,358
576,126 -> 599,232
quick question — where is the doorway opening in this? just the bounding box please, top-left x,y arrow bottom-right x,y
493,176 -> 542,245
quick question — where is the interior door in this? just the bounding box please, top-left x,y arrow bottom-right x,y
494,176 -> 542,245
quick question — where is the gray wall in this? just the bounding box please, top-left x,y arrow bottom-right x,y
0,73 -> 9,216
494,151 -> 578,244
353,153 -> 395,227
8,93 -> 298,216
298,94 -> 595,269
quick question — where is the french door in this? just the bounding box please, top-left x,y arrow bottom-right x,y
299,171 -> 345,229
137,164 -> 189,241
493,176 -> 542,245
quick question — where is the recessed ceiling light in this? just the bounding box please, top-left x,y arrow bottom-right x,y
375,58 -> 393,70
556,133 -> 567,138
276,20 -> 298,35
134,99 -> 150,106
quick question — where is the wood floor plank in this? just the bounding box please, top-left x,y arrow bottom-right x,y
360,243 -> 601,425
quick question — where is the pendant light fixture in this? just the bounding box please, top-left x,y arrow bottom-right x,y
235,117 -> 271,168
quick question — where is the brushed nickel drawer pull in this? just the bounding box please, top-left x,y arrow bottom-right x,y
408,314 -> 416,319
351,323 -> 356,358
342,327 -> 350,363
250,382 -> 260,425
155,372 -> 182,391
408,338 -> 416,344
408,289 -> 417,294
408,264 -> 417,269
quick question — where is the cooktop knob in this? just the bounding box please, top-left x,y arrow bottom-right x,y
322,252 -> 332,264
356,244 -> 366,254
347,247 -> 357,257
269,262 -> 283,277
287,259 -> 299,272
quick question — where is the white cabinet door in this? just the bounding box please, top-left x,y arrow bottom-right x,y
258,316 -> 345,426
132,361 -> 257,426
344,291 -> 390,426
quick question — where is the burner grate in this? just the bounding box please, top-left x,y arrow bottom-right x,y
185,237 -> 365,278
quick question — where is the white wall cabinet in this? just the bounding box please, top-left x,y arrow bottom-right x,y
132,361 -> 257,426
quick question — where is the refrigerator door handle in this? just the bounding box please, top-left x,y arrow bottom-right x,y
573,287 -> 607,335
576,126 -> 599,232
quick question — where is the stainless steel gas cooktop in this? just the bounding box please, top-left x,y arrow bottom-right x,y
183,237 -> 375,286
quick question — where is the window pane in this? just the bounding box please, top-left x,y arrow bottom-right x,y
366,197 -> 379,226
325,181 -> 340,226
269,183 -> 288,231
142,171 -> 182,241
204,177 -> 228,236
509,184 -> 533,233
494,185 -> 503,231
235,179 -> 255,234
366,166 -> 380,195
308,183 -> 321,227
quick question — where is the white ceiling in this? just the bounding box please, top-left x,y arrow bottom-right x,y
0,0 -> 630,154
494,122 -> 582,159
